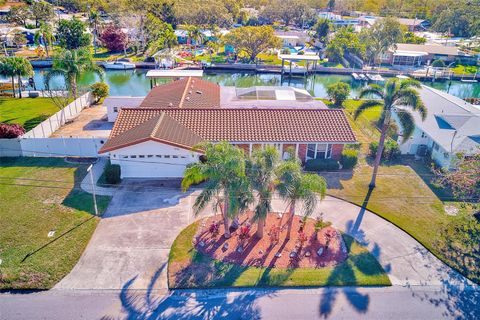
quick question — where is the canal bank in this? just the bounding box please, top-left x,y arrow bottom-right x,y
8,67 -> 480,99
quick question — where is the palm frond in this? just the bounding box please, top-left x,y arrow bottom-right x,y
359,85 -> 384,99
181,163 -> 205,191
395,88 -> 427,120
400,79 -> 421,90
192,181 -> 219,216
353,100 -> 383,119
44,69 -> 66,89
396,110 -> 416,143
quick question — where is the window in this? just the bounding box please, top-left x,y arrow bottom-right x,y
130,155 -> 137,158
121,155 -> 128,159
139,155 -> 145,158
172,155 -> 179,158
113,107 -> 118,113
181,156 -> 186,159
433,142 -> 439,151
147,155 -> 153,158
164,155 -> 171,158
307,144 -> 316,159
316,144 -> 327,159
156,155 -> 162,158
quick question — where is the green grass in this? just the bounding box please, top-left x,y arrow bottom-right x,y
0,157 -> 111,289
168,222 -> 391,289
450,64 -> 478,75
0,98 -> 63,131
326,99 -> 480,283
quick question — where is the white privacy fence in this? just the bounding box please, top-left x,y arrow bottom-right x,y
22,92 -> 94,139
0,92 -> 108,158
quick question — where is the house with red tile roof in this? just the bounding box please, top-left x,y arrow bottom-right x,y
99,78 -> 356,178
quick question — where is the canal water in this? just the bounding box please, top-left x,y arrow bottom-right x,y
22,68 -> 480,99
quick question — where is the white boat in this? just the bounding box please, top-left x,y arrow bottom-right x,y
369,74 -> 385,82
396,75 -> 410,79
460,79 -> 478,83
359,74 -> 367,80
103,61 -> 136,70
351,73 -> 361,80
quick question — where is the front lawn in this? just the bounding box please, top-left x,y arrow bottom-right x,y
0,157 -> 111,289
325,100 -> 479,283
0,98 -> 62,131
168,222 -> 390,289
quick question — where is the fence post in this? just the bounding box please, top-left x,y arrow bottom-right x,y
41,122 -> 46,138
49,116 -> 53,133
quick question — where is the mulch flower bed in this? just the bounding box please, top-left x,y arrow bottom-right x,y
194,211 -> 348,269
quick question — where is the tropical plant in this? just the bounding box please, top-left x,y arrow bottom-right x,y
45,48 -> 104,98
314,18 -> 331,44
277,159 -> 327,239
185,25 -> 204,54
89,9 -> 100,54
0,57 -> 33,98
182,142 -> 253,238
246,145 -> 280,238
34,23 -> 55,58
354,78 -> 426,188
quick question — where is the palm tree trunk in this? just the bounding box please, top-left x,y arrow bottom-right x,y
255,217 -> 265,238
45,39 -> 49,58
223,198 -> 231,238
370,111 -> 391,188
10,75 -> 15,98
71,77 -> 77,99
17,75 -> 22,98
286,201 -> 296,240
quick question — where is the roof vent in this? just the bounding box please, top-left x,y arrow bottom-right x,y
196,90 -> 203,95
168,102 -> 173,107
188,90 -> 192,94
186,97 -> 190,101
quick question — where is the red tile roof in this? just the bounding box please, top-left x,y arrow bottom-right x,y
99,108 -> 356,153
139,77 -> 220,109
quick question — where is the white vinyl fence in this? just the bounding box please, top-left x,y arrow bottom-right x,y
0,92 -> 107,158
23,92 -> 94,139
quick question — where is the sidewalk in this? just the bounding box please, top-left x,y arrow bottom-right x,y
80,157 -> 116,197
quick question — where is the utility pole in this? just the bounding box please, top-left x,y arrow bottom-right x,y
87,164 -> 98,216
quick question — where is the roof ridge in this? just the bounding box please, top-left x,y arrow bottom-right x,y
178,77 -> 192,108
119,107 -> 343,112
151,112 -> 165,138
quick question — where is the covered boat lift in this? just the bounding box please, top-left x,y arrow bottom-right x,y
146,69 -> 204,88
278,54 -> 321,78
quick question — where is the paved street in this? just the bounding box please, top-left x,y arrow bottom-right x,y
1,180 -> 479,319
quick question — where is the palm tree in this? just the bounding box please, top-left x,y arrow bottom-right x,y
44,48 -> 104,98
34,23 -> 55,58
354,78 -> 427,188
186,25 -> 204,55
182,142 -> 253,238
0,57 -> 17,98
0,57 -> 33,98
246,146 -> 280,239
277,159 -> 327,240
89,9 -> 100,55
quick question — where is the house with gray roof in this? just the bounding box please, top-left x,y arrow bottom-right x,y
393,86 -> 480,168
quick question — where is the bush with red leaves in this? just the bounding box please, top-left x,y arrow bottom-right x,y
99,25 -> 127,52
0,123 -> 25,138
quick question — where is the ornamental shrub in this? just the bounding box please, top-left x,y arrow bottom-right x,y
369,140 -> 400,161
90,82 -> 109,103
341,148 -> 358,169
326,82 -> 351,107
304,158 -> 339,171
0,123 -> 25,138
99,24 -> 127,52
104,161 -> 121,184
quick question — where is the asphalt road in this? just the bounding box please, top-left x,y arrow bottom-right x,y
1,285 -> 479,320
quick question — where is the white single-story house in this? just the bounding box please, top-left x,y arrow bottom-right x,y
393,86 -> 480,168
104,96 -> 144,122
275,31 -> 310,47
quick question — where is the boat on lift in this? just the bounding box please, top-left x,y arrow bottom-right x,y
103,60 -> 136,70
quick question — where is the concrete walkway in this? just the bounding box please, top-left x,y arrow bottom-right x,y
79,157 -> 116,196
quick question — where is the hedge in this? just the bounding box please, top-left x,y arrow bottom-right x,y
341,149 -> 358,169
304,158 -> 340,171
104,161 -> 121,184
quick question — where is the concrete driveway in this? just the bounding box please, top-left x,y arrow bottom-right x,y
55,180 -> 208,291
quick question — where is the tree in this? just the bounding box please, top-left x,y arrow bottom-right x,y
326,27 -> 364,63
45,48 -> 104,98
34,23 -> 55,58
360,17 -> 404,66
404,31 -> 426,44
182,142 -> 253,238
57,18 -> 92,50
175,0 -> 233,27
432,3 -> 480,37
143,13 -> 177,55
89,9 -> 100,55
431,59 -> 446,68
99,25 -> 127,52
327,82 -> 350,107
0,57 -> 33,98
354,79 -> 427,188
434,152 -> 480,200
31,1 -> 54,28
8,6 -> 31,27
223,26 -> 281,63
12,33 -> 27,49
148,0 -> 178,28
328,0 -> 335,11
246,146 -> 280,239
277,159 -> 327,239
260,0 -> 313,27
0,123 -> 25,138
90,82 -> 109,103
313,18 -> 331,44
185,25 -> 204,51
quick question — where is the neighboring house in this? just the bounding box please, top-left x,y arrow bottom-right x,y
99,78 -> 356,178
393,86 -> 480,169
275,30 -> 310,47
396,18 -> 430,31
381,43 -> 474,66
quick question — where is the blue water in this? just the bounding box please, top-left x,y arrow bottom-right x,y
23,68 -> 480,99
